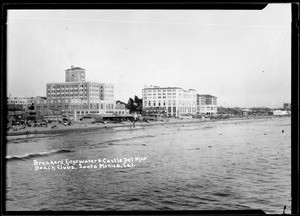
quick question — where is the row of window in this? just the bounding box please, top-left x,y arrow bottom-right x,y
48,84 -> 114,89
47,93 -> 113,98
7,100 -> 29,104
143,89 -> 177,93
205,107 -> 217,110
145,95 -> 197,99
36,103 -> 115,110
164,107 -> 197,114
37,99 -> 116,104
144,99 -> 196,105
48,89 -> 108,95
143,94 -> 195,98
144,96 -> 176,99
145,92 -> 176,96
48,89 -> 114,94
9,97 -> 31,100
144,102 -> 196,107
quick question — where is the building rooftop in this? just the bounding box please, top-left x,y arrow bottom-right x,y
197,94 -> 217,98
35,96 -> 47,100
46,81 -> 113,85
66,66 -> 85,71
143,86 -> 181,90
143,86 -> 196,92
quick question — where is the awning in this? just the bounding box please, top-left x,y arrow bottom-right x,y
99,114 -> 117,118
117,114 -> 134,118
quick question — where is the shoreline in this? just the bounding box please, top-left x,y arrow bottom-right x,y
6,115 -> 289,137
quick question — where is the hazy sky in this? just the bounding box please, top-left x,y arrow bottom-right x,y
7,4 -> 291,108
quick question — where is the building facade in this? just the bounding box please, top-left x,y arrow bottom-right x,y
41,66 -> 115,120
34,96 -> 48,111
196,94 -> 218,115
7,95 -> 34,111
7,95 -> 37,123
115,101 -> 130,114
65,65 -> 86,82
45,82 -> 115,111
142,85 -> 197,116
273,110 -> 290,115
141,107 -> 167,117
7,95 -> 33,107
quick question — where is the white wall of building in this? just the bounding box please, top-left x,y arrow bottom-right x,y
197,95 -> 218,115
142,86 -> 197,116
45,81 -> 115,115
273,110 -> 289,115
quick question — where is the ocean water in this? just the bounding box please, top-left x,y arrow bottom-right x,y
6,117 -> 291,213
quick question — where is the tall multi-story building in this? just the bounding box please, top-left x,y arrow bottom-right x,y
142,85 -> 197,116
196,94 -> 218,115
37,66 -> 115,120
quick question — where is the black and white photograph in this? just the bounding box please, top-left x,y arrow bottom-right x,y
5,4 -> 293,214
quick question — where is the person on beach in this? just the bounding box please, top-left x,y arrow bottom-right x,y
25,131 -> 29,138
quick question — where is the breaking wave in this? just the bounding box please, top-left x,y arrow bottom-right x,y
6,149 -> 74,161
98,135 -> 155,145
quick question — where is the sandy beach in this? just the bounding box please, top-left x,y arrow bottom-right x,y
6,115 -> 283,137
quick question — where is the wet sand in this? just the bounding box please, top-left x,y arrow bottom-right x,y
6,115 -> 284,137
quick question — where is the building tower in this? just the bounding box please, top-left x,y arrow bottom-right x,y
65,65 -> 86,82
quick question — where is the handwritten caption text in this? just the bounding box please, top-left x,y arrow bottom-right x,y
33,157 -> 147,171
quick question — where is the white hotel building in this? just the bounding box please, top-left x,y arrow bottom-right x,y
142,85 -> 197,116
36,66 -> 115,120
197,94 -> 218,115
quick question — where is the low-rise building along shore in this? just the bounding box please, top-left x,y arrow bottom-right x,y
197,94 -> 218,115
7,95 -> 34,110
115,101 -> 130,114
